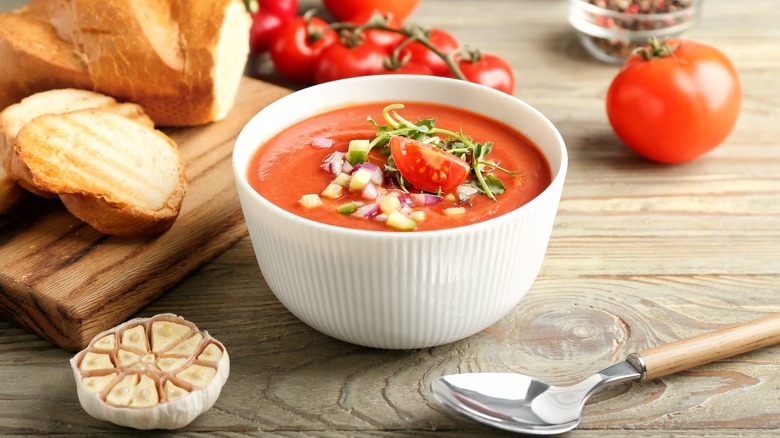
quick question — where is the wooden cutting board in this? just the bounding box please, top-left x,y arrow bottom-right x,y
0,77 -> 291,351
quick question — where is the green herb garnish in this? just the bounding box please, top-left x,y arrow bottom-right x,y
363,103 -> 517,200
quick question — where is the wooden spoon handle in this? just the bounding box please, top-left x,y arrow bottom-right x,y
628,313 -> 780,381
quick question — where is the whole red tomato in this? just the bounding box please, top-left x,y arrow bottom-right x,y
249,10 -> 283,54
249,0 -> 298,55
323,0 -> 420,22
314,39 -> 387,84
349,10 -> 405,54
259,0 -> 297,19
606,39 -> 742,164
269,16 -> 338,84
404,28 -> 459,76
454,52 -> 515,94
381,61 -> 434,76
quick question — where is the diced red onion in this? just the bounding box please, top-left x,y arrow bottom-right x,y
353,203 -> 380,219
457,185 -> 479,200
362,181 -> 378,199
311,136 -> 334,149
400,205 -> 413,216
321,151 -> 345,175
360,162 -> 384,184
410,193 -> 443,205
398,194 -> 414,207
342,161 -> 354,174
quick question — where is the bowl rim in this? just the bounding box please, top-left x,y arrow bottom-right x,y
232,75 -> 568,239
569,0 -> 701,20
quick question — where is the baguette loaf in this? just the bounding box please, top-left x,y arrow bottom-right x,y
0,0 -> 250,127
11,109 -> 187,237
0,7 -> 91,112
1,88 -> 155,202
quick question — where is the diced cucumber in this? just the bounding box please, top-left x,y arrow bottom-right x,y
386,211 -> 417,231
409,210 -> 426,222
379,193 -> 401,214
346,139 -> 371,164
321,183 -> 343,199
298,194 -> 323,208
332,172 -> 351,187
338,203 -> 358,215
349,167 -> 372,192
443,206 -> 466,216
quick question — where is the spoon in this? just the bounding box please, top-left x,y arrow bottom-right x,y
432,313 -> 780,435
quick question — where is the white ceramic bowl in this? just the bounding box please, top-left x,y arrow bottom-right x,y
233,75 -> 567,349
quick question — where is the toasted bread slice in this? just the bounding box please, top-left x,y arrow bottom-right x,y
11,109 -> 187,237
0,88 -> 155,201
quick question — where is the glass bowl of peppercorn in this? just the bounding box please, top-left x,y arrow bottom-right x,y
568,0 -> 702,64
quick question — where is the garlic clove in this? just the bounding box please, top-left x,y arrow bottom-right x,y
151,321 -> 191,352
80,352 -> 114,371
121,325 -> 149,353
198,343 -> 223,363
93,334 -> 116,351
71,314 -> 229,430
165,333 -> 204,357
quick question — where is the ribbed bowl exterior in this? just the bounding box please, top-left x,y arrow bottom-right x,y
233,75 -> 567,349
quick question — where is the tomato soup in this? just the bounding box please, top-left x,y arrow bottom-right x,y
248,102 -> 551,231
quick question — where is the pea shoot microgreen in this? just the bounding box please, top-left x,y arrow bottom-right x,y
363,103 -> 517,201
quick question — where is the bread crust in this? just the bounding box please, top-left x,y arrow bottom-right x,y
7,0 -> 251,127
0,9 -> 91,111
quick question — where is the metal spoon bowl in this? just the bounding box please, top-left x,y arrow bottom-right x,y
432,313 -> 780,435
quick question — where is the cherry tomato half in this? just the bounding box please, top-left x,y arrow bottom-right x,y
270,16 -> 338,84
454,53 -> 515,94
403,28 -> 459,76
606,39 -> 742,163
314,39 -> 387,84
390,136 -> 470,193
322,0 -> 420,23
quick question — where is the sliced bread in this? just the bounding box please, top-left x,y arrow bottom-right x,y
10,109 -> 187,237
1,88 -> 155,201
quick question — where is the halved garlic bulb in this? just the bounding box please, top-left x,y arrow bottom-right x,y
70,314 -> 230,430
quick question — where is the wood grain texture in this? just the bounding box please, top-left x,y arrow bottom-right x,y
2,0 -> 780,436
0,77 -> 291,351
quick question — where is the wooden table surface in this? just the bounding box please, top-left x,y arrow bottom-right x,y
2,0 -> 779,436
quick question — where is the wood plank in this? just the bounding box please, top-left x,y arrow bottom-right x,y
0,77 -> 291,351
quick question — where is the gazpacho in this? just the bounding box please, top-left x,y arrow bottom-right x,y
248,102 -> 551,231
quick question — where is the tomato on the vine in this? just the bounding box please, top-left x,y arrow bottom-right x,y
269,16 -> 338,84
248,0 -> 298,55
249,11 -> 283,54
403,28 -> 459,76
606,38 -> 742,164
380,61 -> 434,76
453,52 -> 515,95
314,39 -> 387,84
349,10 -> 405,54
259,0 -> 297,20
389,136 -> 470,193
322,0 -> 420,23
